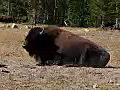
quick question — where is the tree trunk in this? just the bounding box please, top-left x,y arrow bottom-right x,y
115,2 -> 119,28
7,0 -> 10,16
33,9 -> 36,26
101,16 -> 104,28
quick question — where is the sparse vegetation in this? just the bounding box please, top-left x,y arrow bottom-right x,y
0,26 -> 120,89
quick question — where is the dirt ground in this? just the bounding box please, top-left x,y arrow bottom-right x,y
0,24 -> 120,90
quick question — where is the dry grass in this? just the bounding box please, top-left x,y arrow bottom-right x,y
0,26 -> 120,66
0,25 -> 120,90
0,27 -> 34,61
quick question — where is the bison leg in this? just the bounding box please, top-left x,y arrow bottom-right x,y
86,55 -> 100,67
61,56 -> 77,66
46,60 -> 54,66
60,56 -> 81,67
79,54 -> 86,66
34,55 -> 46,66
53,53 -> 63,65
78,45 -> 89,66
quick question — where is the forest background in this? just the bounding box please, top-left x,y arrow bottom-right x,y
0,0 -> 120,27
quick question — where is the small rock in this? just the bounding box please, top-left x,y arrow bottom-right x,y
115,83 -> 120,86
25,25 -> 27,28
2,69 -> 10,73
93,83 -> 99,88
84,29 -> 89,32
11,23 -> 18,28
109,80 -> 114,84
0,64 -> 7,68
0,24 -> 5,27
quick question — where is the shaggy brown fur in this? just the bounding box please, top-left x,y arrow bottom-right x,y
23,26 -> 110,67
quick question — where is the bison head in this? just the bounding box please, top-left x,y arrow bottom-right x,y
23,27 -> 44,56
23,26 -> 60,65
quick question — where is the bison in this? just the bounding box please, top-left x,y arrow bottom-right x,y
23,26 -> 110,67
0,16 -> 13,23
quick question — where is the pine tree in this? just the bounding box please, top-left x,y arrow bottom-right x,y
67,0 -> 91,27
89,0 -> 120,27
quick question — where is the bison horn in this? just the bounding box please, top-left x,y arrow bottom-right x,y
39,28 -> 44,35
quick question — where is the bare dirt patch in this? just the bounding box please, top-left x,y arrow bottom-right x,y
0,26 -> 120,90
